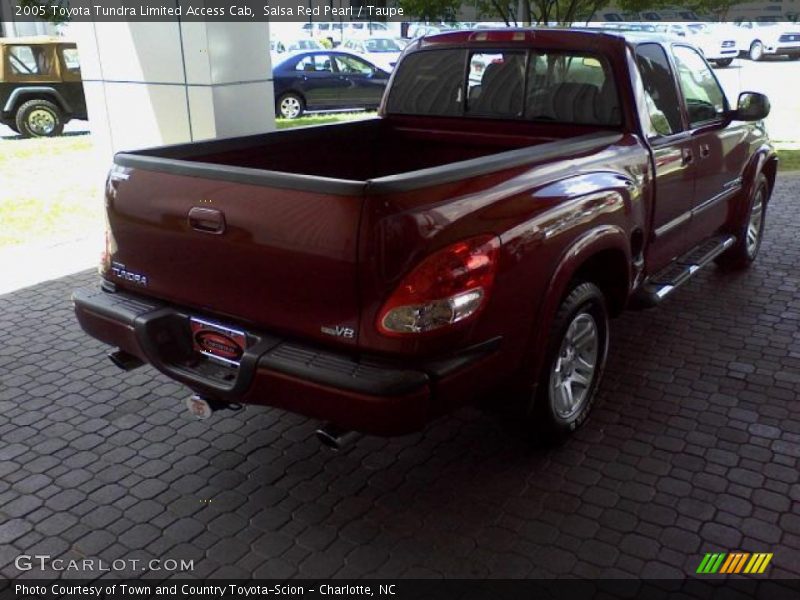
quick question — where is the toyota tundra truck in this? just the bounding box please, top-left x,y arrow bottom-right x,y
73,29 -> 777,445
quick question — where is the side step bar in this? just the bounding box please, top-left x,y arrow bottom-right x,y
633,234 -> 735,308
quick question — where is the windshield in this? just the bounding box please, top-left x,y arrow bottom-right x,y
387,48 -> 621,126
363,38 -> 401,52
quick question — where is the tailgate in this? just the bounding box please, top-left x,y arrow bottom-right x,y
105,165 -> 364,349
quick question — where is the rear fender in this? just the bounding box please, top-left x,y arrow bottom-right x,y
522,224 -> 631,390
732,143 -> 777,226
743,144 -> 777,199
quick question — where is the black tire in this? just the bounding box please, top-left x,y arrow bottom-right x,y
276,92 -> 304,120
15,99 -> 64,138
715,174 -> 769,271
714,58 -> 734,67
525,282 -> 610,442
749,40 -> 764,61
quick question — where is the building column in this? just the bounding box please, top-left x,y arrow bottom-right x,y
68,21 -> 275,158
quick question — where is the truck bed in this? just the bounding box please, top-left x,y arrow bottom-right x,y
115,118 -> 621,194
106,118 -> 622,351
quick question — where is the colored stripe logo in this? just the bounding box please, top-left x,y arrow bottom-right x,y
696,553 -> 773,574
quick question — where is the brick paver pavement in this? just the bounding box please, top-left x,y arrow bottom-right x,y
1,175 -> 798,580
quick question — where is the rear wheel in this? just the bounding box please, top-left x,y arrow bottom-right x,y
715,174 -> 768,271
525,282 -> 609,442
277,93 -> 304,120
749,40 -> 764,61
714,58 -> 734,67
15,99 -> 64,137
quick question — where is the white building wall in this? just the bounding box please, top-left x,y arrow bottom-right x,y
67,21 -> 275,158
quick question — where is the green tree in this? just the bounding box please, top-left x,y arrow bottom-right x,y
475,0 -> 613,25
399,0 -> 465,22
618,0 -> 747,19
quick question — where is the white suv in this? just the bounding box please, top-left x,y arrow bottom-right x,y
665,22 -> 740,67
733,20 -> 800,61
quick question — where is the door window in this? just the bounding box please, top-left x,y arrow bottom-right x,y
334,55 -> 375,75
8,45 -> 46,75
634,44 -> 684,137
671,45 -> 727,127
294,54 -> 333,73
61,47 -> 81,74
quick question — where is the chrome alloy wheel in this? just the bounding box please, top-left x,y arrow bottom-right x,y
27,109 -> 56,135
549,312 -> 599,419
746,188 -> 765,258
279,96 -> 301,119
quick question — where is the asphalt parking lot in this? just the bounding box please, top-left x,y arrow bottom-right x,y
1,174 -> 799,580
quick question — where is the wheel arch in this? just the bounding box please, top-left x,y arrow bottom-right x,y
4,87 -> 71,117
741,145 -> 778,214
276,89 -> 305,105
521,225 -> 632,388
761,154 -> 778,199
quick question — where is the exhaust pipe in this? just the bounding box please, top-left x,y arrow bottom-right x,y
315,423 -> 359,451
185,394 -> 216,420
108,349 -> 144,371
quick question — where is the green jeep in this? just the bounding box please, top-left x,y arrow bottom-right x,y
0,37 -> 87,138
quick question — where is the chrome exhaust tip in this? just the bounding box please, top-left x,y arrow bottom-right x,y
185,394 -> 215,420
108,349 -> 144,371
315,423 -> 359,451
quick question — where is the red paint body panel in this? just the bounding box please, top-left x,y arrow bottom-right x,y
75,29 -> 776,435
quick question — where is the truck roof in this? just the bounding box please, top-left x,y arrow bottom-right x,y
417,27 -> 673,51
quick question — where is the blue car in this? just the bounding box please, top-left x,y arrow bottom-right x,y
273,50 -> 391,119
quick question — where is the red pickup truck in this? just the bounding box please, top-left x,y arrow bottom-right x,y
74,29 -> 776,446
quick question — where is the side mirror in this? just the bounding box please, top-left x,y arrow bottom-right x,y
732,92 -> 770,121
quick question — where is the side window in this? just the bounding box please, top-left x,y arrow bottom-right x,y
634,44 -> 684,137
61,47 -> 81,74
671,45 -> 727,127
334,55 -> 374,75
8,45 -> 39,75
294,54 -> 333,73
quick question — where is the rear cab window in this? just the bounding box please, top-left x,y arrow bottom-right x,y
386,47 -> 621,126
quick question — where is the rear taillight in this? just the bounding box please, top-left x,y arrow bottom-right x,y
99,227 -> 111,275
377,235 -> 500,336
100,170 -> 122,275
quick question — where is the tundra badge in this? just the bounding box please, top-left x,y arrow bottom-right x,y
110,262 -> 148,287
